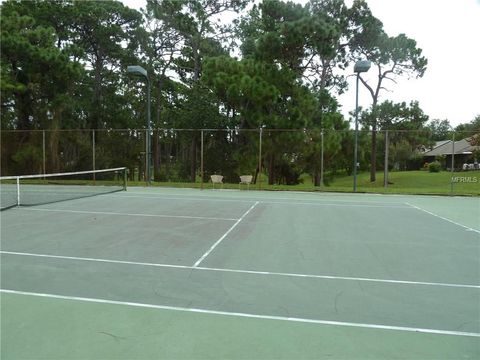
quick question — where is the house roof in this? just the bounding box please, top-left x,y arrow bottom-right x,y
423,137 -> 479,156
433,140 -> 451,148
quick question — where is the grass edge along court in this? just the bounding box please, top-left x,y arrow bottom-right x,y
127,170 -> 480,196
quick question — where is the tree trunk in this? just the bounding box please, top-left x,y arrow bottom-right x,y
370,124 -> 377,182
49,108 -> 63,173
153,130 -> 160,180
313,167 -> 320,186
268,153 -> 275,185
192,35 -> 201,82
154,78 -> 163,180
190,136 -> 197,183
12,61 -> 33,129
315,63 -> 329,187
92,52 -> 103,129
15,92 -> 33,130
369,98 -> 379,182
165,142 -> 172,180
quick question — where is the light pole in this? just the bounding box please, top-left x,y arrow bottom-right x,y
127,65 -> 151,185
449,126 -> 455,195
353,60 -> 371,192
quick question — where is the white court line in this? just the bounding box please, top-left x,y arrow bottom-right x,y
405,203 -> 480,234
20,208 -> 237,222
109,194 -> 406,208
1,289 -> 479,338
115,192 -> 404,205
261,201 -> 408,209
1,251 -> 478,290
110,194 -> 254,203
193,201 -> 260,267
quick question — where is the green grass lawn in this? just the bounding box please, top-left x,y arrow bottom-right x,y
326,170 -> 480,195
129,170 -> 479,196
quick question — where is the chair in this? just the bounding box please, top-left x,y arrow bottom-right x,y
210,174 -> 223,189
239,175 -> 253,190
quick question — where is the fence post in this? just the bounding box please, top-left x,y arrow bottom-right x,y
258,127 -> 263,189
450,132 -> 455,195
384,130 -> 389,189
92,130 -> 96,182
42,130 -> 46,177
320,129 -> 324,187
200,130 -> 204,190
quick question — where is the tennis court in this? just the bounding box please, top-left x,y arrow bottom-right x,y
1,183 -> 479,359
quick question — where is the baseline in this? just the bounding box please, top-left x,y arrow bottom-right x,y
260,201 -> 408,209
1,289 -> 478,338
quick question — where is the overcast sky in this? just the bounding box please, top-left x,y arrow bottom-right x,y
123,0 -> 480,127
343,0 -> 480,127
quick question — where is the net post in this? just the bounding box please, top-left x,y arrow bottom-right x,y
123,167 -> 127,191
16,177 -> 20,206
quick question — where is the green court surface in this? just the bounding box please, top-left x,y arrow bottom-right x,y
1,188 -> 479,359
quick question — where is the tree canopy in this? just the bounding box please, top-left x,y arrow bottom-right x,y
4,0 -> 464,185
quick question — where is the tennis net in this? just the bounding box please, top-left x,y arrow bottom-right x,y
0,167 -> 127,210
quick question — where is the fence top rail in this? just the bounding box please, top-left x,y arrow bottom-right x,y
1,128 -> 477,134
0,167 -> 127,180
0,128 -> 261,132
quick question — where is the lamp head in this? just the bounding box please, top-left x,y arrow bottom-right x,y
354,60 -> 371,73
127,65 -> 148,78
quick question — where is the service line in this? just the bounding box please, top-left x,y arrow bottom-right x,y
193,201 -> 259,267
1,250 -> 478,290
20,207 -> 237,222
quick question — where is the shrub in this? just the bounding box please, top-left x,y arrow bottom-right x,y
428,161 -> 441,173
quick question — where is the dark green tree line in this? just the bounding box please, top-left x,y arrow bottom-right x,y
1,0 -> 432,185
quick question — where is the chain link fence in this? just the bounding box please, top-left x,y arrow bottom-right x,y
1,128 -> 478,195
